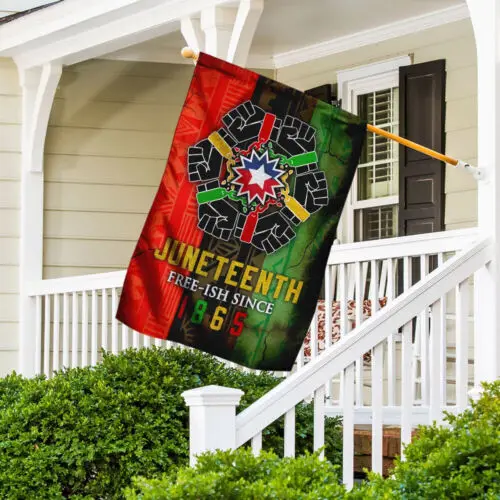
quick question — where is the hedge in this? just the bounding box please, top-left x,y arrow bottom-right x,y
0,347 -> 342,499
125,448 -> 347,500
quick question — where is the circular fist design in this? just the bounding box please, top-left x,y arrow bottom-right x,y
187,101 -> 329,254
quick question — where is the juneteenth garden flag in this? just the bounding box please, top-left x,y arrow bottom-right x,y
116,52 -> 366,371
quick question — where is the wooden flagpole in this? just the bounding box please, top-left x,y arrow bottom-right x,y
181,47 -> 480,178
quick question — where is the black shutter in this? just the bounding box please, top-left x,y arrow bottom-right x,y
305,84 -> 338,106
398,60 -> 446,236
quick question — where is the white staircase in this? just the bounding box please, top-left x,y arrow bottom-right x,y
182,234 -> 492,488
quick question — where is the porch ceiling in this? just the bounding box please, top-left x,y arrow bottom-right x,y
0,0 -> 468,70
104,0 -> 468,68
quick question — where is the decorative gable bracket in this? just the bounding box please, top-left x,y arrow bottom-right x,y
181,0 -> 264,66
18,63 -> 62,173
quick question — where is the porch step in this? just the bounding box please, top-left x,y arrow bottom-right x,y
353,426 -> 419,477
325,405 -> 461,426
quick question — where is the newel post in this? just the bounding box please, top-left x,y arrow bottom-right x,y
182,385 -> 244,466
466,0 -> 500,393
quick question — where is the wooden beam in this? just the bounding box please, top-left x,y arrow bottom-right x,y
181,15 -> 204,55
227,0 -> 263,66
201,5 -> 238,59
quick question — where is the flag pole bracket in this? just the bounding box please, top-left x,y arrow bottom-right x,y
454,160 -> 483,181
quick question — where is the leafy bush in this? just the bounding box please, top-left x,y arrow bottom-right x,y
351,380 -> 500,499
125,448 -> 347,500
0,347 -> 341,499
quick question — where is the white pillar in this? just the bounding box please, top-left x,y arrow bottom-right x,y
18,68 -> 44,377
17,63 -> 62,376
467,0 -> 500,390
182,385 -> 244,466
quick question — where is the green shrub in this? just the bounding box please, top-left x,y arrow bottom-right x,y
125,448 -> 347,500
351,380 -> 500,499
0,347 -> 342,499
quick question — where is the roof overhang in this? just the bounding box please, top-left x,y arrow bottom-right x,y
0,0 -> 471,71
0,0 -> 238,70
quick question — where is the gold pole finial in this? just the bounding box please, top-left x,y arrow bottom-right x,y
181,47 -> 198,61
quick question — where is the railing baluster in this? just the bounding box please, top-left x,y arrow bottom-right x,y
82,291 -> 88,367
91,290 -> 98,366
43,294 -> 51,377
101,288 -> 108,353
401,320 -> 413,459
154,337 -> 163,347
456,278 -> 470,411
370,260 -> 383,475
379,259 -> 388,298
438,253 -> 448,405
122,324 -> 129,350
111,288 -> 119,355
35,296 -> 42,375
342,363 -> 355,489
339,263 -> 348,336
71,292 -> 79,367
386,258 -> 396,406
53,294 -> 60,373
62,293 -> 69,368
314,386 -> 325,458
251,432 -> 262,456
284,407 -> 296,457
133,330 -> 140,349
420,255 -> 430,405
310,305 -> 318,360
429,299 -> 442,424
339,263 -> 348,404
324,265 -> 333,399
143,334 -> 152,348
354,261 -> 364,406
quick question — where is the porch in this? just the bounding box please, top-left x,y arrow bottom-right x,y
0,0 -> 499,490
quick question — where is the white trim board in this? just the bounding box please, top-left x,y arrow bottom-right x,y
100,45 -> 275,69
0,0 -> 58,11
272,4 -> 470,69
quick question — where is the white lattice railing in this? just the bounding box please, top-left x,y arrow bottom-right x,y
182,235 -> 492,488
27,228 -> 478,387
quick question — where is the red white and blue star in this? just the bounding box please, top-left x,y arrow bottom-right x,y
232,150 -> 285,205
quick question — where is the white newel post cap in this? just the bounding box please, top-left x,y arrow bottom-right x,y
182,385 -> 244,466
182,384 -> 244,406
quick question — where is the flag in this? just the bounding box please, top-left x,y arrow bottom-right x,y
116,52 -> 366,371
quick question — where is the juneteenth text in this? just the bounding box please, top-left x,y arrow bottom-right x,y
153,237 -> 304,305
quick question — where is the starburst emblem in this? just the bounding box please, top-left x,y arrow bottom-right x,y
232,150 -> 285,205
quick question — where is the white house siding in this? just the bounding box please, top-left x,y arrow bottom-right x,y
0,57 -> 20,374
43,60 -> 275,279
277,19 -> 478,232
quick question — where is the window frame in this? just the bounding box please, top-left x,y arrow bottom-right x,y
336,55 -> 411,243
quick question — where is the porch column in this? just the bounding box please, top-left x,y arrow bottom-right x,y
17,63 -> 61,376
466,0 -> 500,388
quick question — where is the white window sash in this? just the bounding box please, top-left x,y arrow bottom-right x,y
336,55 -> 411,244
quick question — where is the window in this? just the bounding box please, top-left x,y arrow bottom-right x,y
336,56 -> 411,243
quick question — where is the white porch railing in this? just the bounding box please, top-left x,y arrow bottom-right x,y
182,235 -> 492,488
27,228 -> 479,385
